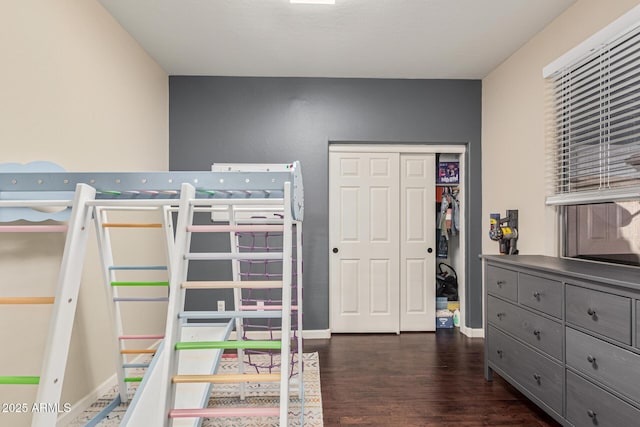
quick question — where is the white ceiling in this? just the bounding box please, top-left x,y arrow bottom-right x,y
98,0 -> 576,79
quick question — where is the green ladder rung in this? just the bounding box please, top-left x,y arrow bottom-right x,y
0,376 -> 40,385
111,281 -> 169,287
175,340 -> 282,351
124,377 -> 143,383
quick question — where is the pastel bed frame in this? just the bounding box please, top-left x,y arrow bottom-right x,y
0,162 -> 303,427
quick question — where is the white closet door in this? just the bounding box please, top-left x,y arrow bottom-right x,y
329,151 -> 400,333
400,154 -> 436,331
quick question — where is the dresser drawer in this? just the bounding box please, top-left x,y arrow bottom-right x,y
565,284 -> 631,344
566,327 -> 640,404
518,273 -> 562,318
487,326 -> 563,414
567,370 -> 640,427
488,296 -> 562,360
486,265 -> 517,301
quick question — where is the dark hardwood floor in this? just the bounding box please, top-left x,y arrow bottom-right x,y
304,330 -> 561,426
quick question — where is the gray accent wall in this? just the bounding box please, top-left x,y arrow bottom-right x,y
169,76 -> 483,330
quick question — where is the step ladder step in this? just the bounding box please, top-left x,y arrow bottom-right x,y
182,281 -> 283,290
172,373 -> 281,384
0,376 -> 39,385
185,252 -> 282,261
0,297 -> 54,305
178,310 -> 283,320
111,281 -> 169,287
169,407 -> 280,419
175,340 -> 282,351
102,223 -> 162,228
187,225 -> 284,233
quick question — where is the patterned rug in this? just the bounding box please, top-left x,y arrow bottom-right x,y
69,352 -> 322,426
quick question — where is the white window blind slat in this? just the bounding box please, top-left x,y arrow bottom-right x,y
545,17 -> 640,206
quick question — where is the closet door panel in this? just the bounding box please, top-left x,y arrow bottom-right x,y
401,154 -> 436,331
329,151 -> 400,332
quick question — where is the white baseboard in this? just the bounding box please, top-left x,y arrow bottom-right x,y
302,329 -> 331,339
460,326 -> 484,338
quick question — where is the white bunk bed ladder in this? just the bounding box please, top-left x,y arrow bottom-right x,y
0,183 -> 95,427
161,183 -> 294,426
92,202 -> 174,406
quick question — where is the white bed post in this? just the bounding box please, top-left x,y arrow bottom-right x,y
162,183 -> 196,427
32,183 -> 96,427
295,220 -> 304,399
279,182 -> 293,426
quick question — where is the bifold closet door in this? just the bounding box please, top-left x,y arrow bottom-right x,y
400,154 -> 435,331
329,152 -> 400,333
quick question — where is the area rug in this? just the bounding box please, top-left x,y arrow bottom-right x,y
69,352 -> 322,426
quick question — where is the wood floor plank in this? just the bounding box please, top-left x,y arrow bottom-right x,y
305,330 -> 560,427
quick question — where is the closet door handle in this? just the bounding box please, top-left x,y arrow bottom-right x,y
332,248 -> 339,254
427,248 -> 433,254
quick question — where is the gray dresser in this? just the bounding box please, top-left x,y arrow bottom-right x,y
483,255 -> 640,427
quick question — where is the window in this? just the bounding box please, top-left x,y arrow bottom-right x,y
545,7 -> 640,267
564,202 -> 640,267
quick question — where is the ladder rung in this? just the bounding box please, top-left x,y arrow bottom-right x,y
119,335 -> 164,340
241,305 -> 298,311
182,281 -> 283,290
102,223 -> 162,228
113,297 -> 169,302
169,407 -> 280,419
187,225 -> 284,233
0,225 -> 67,233
0,297 -> 54,305
185,252 -> 282,261
172,373 -> 280,384
178,310 -> 283,320
123,363 -> 150,369
0,376 -> 39,385
175,340 -> 282,351
111,281 -> 169,287
124,377 -> 143,383
120,349 -> 157,355
109,265 -> 167,271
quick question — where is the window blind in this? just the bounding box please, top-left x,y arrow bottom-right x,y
545,22 -> 640,205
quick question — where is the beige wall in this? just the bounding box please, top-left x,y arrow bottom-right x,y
482,0 -> 640,256
0,1 -> 168,425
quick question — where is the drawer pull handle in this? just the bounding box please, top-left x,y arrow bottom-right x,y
587,355 -> 596,364
587,308 -> 596,316
496,312 -> 506,319
533,373 -> 541,383
496,280 -> 505,287
532,291 -> 541,299
587,410 -> 596,419
533,329 -> 541,338
496,349 -> 503,358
